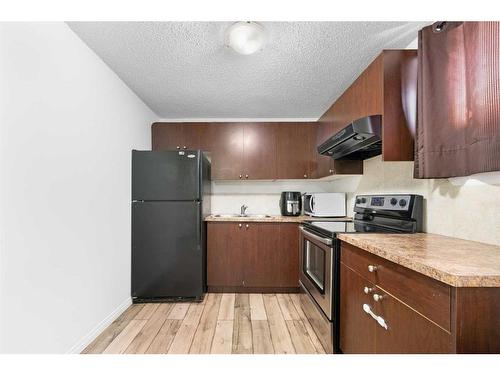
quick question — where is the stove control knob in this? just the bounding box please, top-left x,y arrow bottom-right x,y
390,198 -> 398,205
360,197 -> 367,204
399,199 -> 407,207
356,198 -> 361,204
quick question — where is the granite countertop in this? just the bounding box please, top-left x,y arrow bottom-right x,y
205,215 -> 351,223
337,233 -> 500,287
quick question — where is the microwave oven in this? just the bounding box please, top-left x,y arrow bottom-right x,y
303,193 -> 346,217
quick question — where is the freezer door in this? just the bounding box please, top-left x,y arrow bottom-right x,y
132,150 -> 201,201
132,201 -> 203,299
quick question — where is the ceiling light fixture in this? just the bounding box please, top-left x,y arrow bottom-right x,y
225,21 -> 266,55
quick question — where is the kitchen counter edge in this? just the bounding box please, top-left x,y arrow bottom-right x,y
338,233 -> 500,288
205,215 -> 351,223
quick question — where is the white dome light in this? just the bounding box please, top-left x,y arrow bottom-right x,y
225,21 -> 266,55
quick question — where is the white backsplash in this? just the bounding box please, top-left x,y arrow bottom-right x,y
210,178 -> 360,215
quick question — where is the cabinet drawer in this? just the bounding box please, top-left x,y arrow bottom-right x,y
341,242 -> 451,331
373,289 -> 452,353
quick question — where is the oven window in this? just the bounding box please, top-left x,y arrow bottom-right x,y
303,240 -> 325,294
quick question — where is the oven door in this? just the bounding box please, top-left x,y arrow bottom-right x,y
299,226 -> 333,320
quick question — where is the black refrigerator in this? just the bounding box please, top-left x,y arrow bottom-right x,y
131,150 -> 211,302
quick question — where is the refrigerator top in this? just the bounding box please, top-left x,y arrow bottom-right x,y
132,150 -> 209,201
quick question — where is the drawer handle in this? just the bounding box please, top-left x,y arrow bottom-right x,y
363,286 -> 373,294
363,304 -> 388,330
238,224 -> 242,228
373,293 -> 383,302
368,265 -> 378,273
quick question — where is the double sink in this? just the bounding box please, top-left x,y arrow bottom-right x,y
213,214 -> 272,218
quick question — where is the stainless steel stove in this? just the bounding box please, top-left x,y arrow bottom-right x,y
299,194 -> 423,353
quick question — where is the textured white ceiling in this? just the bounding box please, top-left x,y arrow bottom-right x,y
68,22 -> 428,119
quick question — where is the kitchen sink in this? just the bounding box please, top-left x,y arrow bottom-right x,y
213,214 -> 272,218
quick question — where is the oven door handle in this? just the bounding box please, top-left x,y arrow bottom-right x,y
299,226 -> 332,246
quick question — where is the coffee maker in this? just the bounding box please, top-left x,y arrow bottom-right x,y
279,191 -> 302,216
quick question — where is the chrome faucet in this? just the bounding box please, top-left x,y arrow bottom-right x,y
240,204 -> 248,216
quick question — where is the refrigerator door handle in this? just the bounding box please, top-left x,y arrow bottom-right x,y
197,202 -> 202,251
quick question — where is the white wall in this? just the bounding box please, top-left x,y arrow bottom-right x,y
0,23 -> 156,353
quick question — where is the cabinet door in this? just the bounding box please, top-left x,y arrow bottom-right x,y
151,123 -> 184,150
276,123 -> 315,179
313,121 -> 334,178
243,223 -> 281,287
374,290 -> 452,353
208,123 -> 244,180
277,223 -> 300,287
243,123 -> 277,180
340,263 -> 376,353
181,123 -> 211,151
207,223 -> 245,287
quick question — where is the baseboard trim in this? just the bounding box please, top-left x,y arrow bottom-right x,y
66,296 -> 132,354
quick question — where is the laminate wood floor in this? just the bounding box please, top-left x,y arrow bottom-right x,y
82,293 -> 326,354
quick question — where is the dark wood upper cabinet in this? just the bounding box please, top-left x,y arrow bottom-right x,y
243,123 -> 277,180
153,122 -> 316,180
182,123 -> 211,151
152,122 -> 211,151
151,122 -> 184,150
276,123 -> 316,179
207,123 -> 244,180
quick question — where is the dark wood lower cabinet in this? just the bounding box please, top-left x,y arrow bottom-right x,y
206,222 -> 244,287
340,262 -> 451,353
375,290 -> 452,353
340,263 -> 376,354
244,223 -> 281,287
207,222 -> 300,291
340,242 -> 500,354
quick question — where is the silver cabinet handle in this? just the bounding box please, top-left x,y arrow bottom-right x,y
238,224 -> 242,228
373,293 -> 383,302
183,146 -> 187,149
176,146 -> 180,150
363,286 -> 373,294
303,174 -> 308,178
299,226 -> 332,246
245,224 -> 249,229
245,174 -> 249,179
363,304 -> 388,330
239,174 -> 242,179
329,169 -> 333,174
368,265 -> 378,273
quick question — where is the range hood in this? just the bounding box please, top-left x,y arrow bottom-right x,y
317,115 -> 382,160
